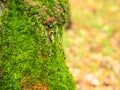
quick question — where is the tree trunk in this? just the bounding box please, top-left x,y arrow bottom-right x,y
0,0 -> 76,90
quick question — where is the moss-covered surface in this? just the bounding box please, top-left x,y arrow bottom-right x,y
0,0 -> 76,90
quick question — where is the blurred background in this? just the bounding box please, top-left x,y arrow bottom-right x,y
63,0 -> 120,90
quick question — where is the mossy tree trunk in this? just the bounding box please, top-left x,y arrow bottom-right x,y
0,0 -> 76,90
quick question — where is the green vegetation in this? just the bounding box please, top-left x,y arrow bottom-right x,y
0,0 -> 76,90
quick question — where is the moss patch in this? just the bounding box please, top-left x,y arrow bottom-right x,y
0,0 -> 76,90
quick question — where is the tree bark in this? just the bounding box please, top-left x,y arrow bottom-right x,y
0,0 -> 76,90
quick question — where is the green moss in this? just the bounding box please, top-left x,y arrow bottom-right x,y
0,0 -> 76,90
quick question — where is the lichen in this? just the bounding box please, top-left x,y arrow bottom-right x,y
0,0 -> 76,90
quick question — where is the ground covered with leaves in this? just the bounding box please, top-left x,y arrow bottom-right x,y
63,0 -> 120,90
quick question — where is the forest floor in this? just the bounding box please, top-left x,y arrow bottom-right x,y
63,0 -> 120,90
